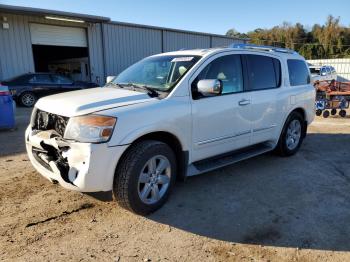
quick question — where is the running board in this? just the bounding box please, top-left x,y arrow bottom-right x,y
187,143 -> 274,177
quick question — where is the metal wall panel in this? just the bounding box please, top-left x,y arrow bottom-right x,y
102,23 -> 162,76
163,31 -> 210,51
0,13 -> 34,80
307,58 -> 350,81
87,23 -> 105,85
211,36 -> 243,47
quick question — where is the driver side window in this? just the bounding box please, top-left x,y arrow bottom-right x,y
192,55 -> 243,98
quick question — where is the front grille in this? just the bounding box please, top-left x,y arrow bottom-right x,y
33,109 -> 69,137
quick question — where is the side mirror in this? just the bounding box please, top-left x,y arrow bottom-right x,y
106,76 -> 116,83
197,79 -> 222,96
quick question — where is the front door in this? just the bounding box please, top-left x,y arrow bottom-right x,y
190,54 -> 252,162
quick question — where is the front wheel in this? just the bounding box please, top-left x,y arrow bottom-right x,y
275,111 -> 304,157
113,140 -> 176,215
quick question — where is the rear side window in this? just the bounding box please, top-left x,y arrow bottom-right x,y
287,59 -> 310,86
29,74 -> 53,84
246,55 -> 281,90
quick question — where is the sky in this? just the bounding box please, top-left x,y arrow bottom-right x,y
2,0 -> 350,35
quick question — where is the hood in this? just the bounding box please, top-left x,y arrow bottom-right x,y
35,87 -> 155,117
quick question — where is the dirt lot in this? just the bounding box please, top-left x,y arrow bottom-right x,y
1,108 -> 350,262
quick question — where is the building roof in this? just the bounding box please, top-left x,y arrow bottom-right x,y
0,4 -> 110,23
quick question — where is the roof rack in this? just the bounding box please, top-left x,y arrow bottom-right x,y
229,43 -> 298,54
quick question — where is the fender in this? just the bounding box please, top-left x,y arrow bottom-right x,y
114,123 -> 190,152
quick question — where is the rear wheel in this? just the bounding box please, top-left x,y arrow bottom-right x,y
275,111 -> 304,156
331,108 -> 337,115
19,92 -> 36,107
113,140 -> 176,215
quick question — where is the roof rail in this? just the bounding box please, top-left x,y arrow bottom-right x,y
229,43 -> 298,54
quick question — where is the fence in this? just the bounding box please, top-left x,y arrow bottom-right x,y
307,58 -> 350,81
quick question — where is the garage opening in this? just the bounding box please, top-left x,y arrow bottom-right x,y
30,23 -> 91,82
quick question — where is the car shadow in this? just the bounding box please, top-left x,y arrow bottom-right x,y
144,133 -> 350,252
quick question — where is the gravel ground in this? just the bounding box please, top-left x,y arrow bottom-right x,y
1,107 -> 350,262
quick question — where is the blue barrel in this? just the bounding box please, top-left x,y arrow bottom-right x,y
0,84 -> 15,129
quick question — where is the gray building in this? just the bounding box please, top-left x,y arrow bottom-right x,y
0,4 -> 247,84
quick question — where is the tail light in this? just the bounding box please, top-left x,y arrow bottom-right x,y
0,83 -> 10,96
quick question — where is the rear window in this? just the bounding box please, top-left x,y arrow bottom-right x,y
287,59 -> 310,86
246,55 -> 281,90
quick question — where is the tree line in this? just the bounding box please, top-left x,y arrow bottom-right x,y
226,16 -> 350,59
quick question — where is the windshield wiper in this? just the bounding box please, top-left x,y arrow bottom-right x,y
106,82 -> 124,89
118,83 -> 159,97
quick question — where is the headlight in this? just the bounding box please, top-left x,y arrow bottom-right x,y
64,115 -> 117,143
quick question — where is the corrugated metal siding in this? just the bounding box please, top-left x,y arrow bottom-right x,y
163,31 -> 210,51
87,23 -> 105,84
307,58 -> 350,81
211,36 -> 242,47
102,23 -> 162,76
0,13 -> 34,80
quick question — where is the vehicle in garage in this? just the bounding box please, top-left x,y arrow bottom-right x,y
2,73 -> 98,107
25,44 -> 315,215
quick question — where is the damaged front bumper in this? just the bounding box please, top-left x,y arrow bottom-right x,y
25,126 -> 128,192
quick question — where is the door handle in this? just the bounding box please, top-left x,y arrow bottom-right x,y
238,99 -> 251,106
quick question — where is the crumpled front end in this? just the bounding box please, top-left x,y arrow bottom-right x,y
25,109 -> 128,192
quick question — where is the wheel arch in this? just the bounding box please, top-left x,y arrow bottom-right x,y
117,131 -> 188,182
286,107 -> 308,138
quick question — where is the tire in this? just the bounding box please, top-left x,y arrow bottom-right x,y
331,108 -> 337,115
339,110 -> 346,118
19,92 -> 36,107
113,140 -> 177,215
275,111 -> 304,157
316,109 -> 322,116
323,110 -> 330,118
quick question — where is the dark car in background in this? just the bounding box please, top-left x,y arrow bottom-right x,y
1,73 -> 99,107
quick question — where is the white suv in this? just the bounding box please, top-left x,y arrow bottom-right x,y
26,44 -> 315,214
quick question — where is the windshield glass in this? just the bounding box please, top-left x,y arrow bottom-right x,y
112,55 -> 201,92
310,68 -> 320,74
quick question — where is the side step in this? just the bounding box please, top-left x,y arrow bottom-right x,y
187,143 -> 274,176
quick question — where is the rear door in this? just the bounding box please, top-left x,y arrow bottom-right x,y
245,54 -> 281,144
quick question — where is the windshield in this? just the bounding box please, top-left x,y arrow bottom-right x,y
310,68 -> 320,74
112,55 -> 201,92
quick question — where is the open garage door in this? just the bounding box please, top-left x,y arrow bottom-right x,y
29,23 -> 93,83
30,23 -> 87,47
